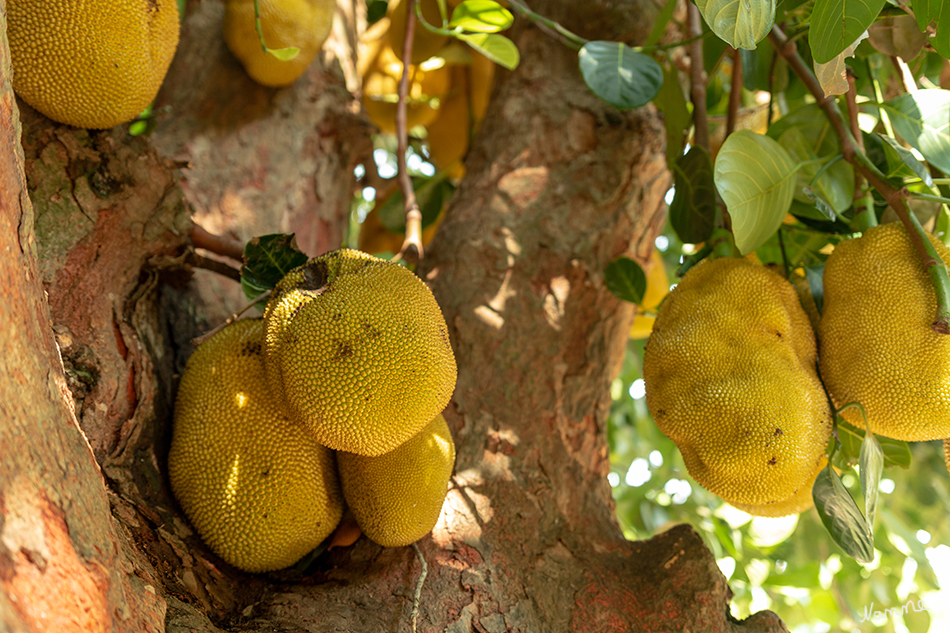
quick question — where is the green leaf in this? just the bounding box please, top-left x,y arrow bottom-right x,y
714,130 -> 797,255
881,90 -> 950,175
604,257 -> 646,304
913,0 -> 950,58
578,41 -> 663,110
449,0 -> 513,33
654,65 -> 690,167
458,33 -> 519,69
377,174 -> 451,232
834,418 -> 912,469
859,427 -> 884,535
809,0 -> 887,64
240,234 -> 310,301
266,46 -> 301,61
804,264 -> 824,314
812,465 -> 875,563
878,134 -> 933,185
694,0 -> 775,50
801,187 -> 837,221
367,0 -> 389,24
669,146 -> 716,244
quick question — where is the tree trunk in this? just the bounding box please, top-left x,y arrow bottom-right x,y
1,1 -> 789,631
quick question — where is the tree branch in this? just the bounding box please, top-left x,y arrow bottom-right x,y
769,24 -> 950,333
726,48 -> 742,137
394,0 -> 423,265
190,224 -> 245,262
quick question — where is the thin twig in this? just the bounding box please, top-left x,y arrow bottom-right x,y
190,291 -> 271,347
687,3 -> 709,152
410,543 -> 428,633
769,24 -> 950,333
844,67 -> 875,228
190,224 -> 245,262
726,48 -> 742,137
188,252 -> 242,282
394,0 -> 423,265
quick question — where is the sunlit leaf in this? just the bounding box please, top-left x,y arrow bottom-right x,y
810,0 -> 886,64
714,130 -> 797,255
878,134 -> 933,185
913,0 -> 950,58
654,63 -> 690,167
578,42 -> 663,110
880,90 -> 950,175
605,257 -> 646,304
669,146 -> 715,244
804,264 -> 824,314
266,46 -> 300,61
458,32 -> 519,69
813,465 -> 875,563
834,418 -> 912,469
694,0 -> 775,50
449,0 -> 513,33
859,428 -> 884,535
240,233 -> 309,300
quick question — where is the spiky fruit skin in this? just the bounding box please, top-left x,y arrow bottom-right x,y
729,458 -> 826,517
819,222 -> 950,441
263,249 -> 457,456
223,0 -> 335,87
168,319 -> 343,573
338,414 -> 455,547
643,257 -> 833,506
7,0 -> 180,129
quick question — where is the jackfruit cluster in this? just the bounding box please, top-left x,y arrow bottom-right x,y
7,0 -> 180,129
643,257 -> 833,516
169,249 -> 457,572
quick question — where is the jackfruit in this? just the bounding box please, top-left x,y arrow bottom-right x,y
729,457 -> 827,517
643,257 -> 833,506
387,0 -> 448,64
629,250 -> 670,340
262,249 -> 457,456
362,45 -> 451,133
223,0 -> 335,87
338,414 -> 455,547
819,221 -> 950,441
168,319 -> 344,573
7,0 -> 180,129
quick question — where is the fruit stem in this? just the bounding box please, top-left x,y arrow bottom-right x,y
394,0 -> 424,265
190,291 -> 271,347
769,25 -> 950,335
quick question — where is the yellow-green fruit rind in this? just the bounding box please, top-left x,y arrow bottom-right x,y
338,414 -> 455,547
263,249 -> 457,456
643,257 -> 832,506
168,319 -> 343,573
729,457 -> 826,517
223,0 -> 335,87
819,222 -> 950,441
8,0 -> 180,129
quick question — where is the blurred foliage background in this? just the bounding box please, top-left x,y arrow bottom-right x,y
608,228 -> 950,633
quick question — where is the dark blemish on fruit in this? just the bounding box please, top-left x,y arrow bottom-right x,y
768,456 -> 777,466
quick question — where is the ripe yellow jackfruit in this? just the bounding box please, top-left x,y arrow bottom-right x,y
223,0 -> 335,87
643,257 -> 833,506
729,457 -> 827,517
7,0 -> 180,129
362,45 -> 451,133
338,414 -> 455,547
263,249 -> 457,456
387,0 -> 448,64
168,319 -> 343,573
819,221 -> 950,441
629,250 -> 670,340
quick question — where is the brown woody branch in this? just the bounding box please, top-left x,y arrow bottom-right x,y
394,0 -> 424,265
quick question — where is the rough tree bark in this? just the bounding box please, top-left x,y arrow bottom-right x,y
1,1 -> 790,631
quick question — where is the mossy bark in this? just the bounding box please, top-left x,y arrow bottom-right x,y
1,1 -> 789,631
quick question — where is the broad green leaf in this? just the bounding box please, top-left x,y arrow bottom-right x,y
834,418 -> 912,469
449,0 -> 513,33
654,63 -> 691,167
777,127 -> 853,215
859,428 -> 884,535
714,130 -> 797,255
604,257 -> 646,304
458,33 -> 519,69
878,134 -> 933,185
377,174 -> 451,232
266,46 -> 301,61
867,15 -> 927,61
669,146 -> 716,244
367,0 -> 389,24
695,0 -> 775,49
578,42 -> 663,110
881,90 -> 950,175
810,0 -> 886,64
913,0 -> 950,58
804,264 -> 824,314
812,465 -> 875,563
740,49 -> 758,92
240,233 -> 309,301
